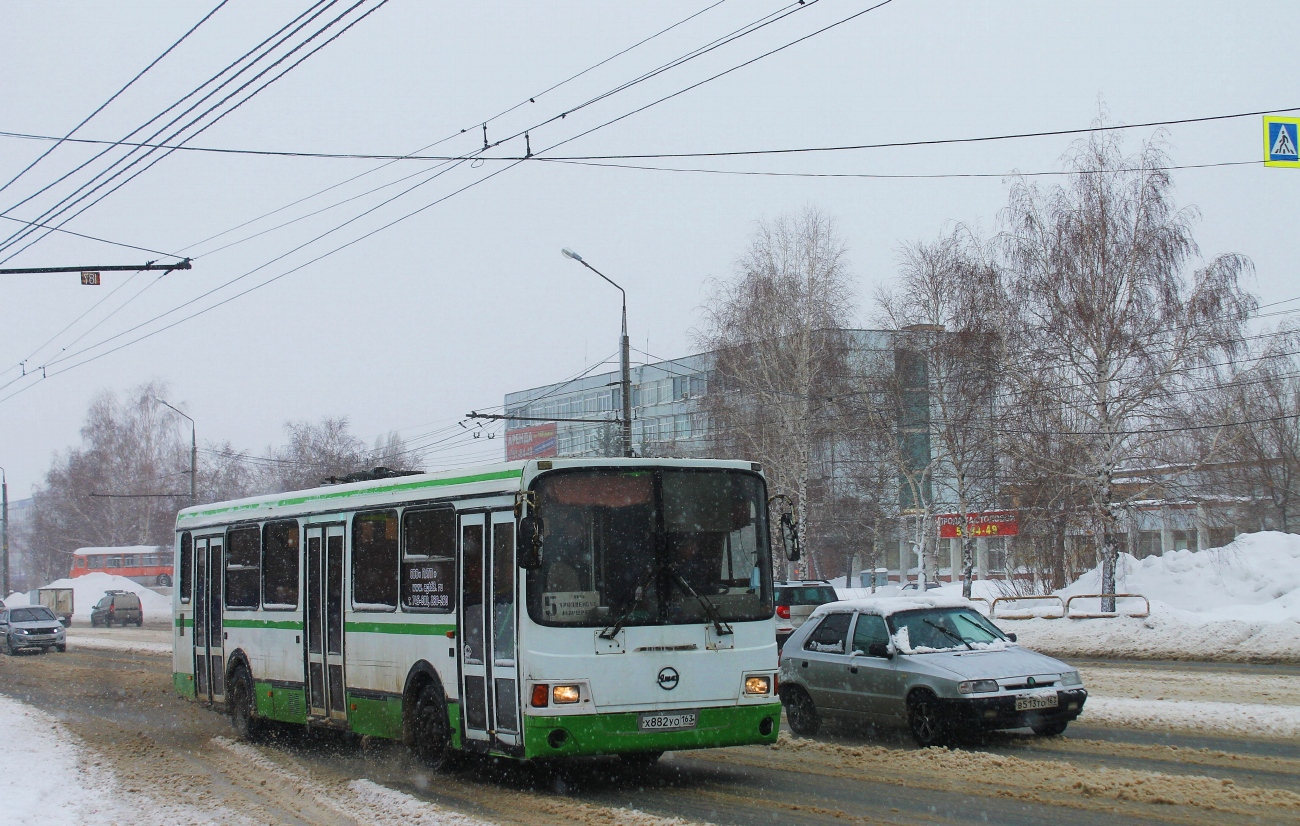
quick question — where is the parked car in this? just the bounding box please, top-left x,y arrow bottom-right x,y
900,581 -> 944,592
90,591 -> 144,627
0,605 -> 67,654
775,581 -> 839,646
778,595 -> 1087,746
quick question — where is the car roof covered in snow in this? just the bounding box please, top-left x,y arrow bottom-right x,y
806,594 -> 975,621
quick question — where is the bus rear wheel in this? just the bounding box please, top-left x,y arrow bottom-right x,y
411,682 -> 452,770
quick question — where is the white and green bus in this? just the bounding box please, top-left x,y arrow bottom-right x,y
172,458 -> 784,765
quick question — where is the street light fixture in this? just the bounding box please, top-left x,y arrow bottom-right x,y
156,399 -> 196,503
560,248 -> 633,458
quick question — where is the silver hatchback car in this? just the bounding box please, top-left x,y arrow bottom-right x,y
778,596 -> 1086,746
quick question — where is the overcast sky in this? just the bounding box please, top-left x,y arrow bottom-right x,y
1,0 -> 1296,495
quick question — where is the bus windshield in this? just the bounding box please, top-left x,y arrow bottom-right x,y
526,468 -> 773,628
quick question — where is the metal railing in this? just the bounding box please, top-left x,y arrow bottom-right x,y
990,594 -> 1065,620
1065,593 -> 1150,619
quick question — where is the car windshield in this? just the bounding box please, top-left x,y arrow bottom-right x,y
777,586 -> 837,606
11,607 -> 56,623
526,468 -> 773,627
888,607 -> 1007,652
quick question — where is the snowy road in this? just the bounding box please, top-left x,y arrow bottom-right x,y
2,647 -> 1298,826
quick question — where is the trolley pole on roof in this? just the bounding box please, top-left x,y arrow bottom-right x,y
561,248 -> 633,458
155,399 -> 196,503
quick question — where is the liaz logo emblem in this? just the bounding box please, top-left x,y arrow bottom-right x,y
657,667 -> 680,690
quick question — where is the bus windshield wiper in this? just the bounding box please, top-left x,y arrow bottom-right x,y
599,565 -> 660,640
922,618 -> 973,650
667,564 -> 733,637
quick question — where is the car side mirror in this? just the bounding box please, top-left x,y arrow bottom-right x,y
867,642 -> 892,659
1005,632 -> 1017,643
517,515 -> 543,570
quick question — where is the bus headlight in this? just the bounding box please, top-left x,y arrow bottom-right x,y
744,675 -> 771,695
552,684 -> 581,704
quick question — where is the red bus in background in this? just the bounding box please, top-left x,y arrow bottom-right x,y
71,546 -> 173,587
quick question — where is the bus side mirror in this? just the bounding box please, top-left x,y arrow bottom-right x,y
518,515 -> 543,570
780,513 -> 801,562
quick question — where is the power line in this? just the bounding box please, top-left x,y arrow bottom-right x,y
538,158 -> 1262,179
0,0 -> 231,199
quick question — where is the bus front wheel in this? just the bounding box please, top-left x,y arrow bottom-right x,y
411,682 -> 452,770
228,665 -> 263,741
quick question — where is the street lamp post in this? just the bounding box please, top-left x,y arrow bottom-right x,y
561,248 -> 633,458
156,399 -> 196,503
1,465 -> 8,597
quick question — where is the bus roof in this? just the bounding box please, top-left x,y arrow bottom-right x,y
73,545 -> 161,557
174,457 -> 759,531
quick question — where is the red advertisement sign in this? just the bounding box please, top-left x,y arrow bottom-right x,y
505,423 -> 558,461
936,510 -> 1019,539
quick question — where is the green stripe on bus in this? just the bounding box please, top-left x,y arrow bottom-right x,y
225,618 -> 303,630
344,621 -> 455,636
522,702 -> 781,759
177,469 -> 523,521
175,617 -> 194,628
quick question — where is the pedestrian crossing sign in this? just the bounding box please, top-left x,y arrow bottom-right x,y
1264,116 -> 1300,167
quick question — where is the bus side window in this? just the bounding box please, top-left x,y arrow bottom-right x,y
262,521 -> 300,610
401,508 -> 455,613
179,534 -> 192,604
225,527 -> 261,609
353,510 -> 399,611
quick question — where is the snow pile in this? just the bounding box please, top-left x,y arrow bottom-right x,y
34,572 -> 172,620
0,695 -> 231,825
829,533 -> 1300,662
1082,696 -> 1300,739
1001,532 -> 1300,662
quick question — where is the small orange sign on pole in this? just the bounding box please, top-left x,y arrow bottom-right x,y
80,271 -> 101,285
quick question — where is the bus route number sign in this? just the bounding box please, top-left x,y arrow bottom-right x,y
81,271 -> 101,285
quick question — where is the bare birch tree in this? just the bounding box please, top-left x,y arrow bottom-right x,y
696,207 -> 855,578
877,227 -> 1004,596
1002,129 -> 1256,609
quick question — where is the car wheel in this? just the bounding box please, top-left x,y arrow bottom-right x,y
55,644 -> 66,653
136,617 -> 144,627
619,751 -> 664,768
907,690 -> 949,747
783,687 -> 821,736
228,665 -> 263,741
410,681 -> 452,770
3,635 -> 15,655
1031,719 -> 1068,737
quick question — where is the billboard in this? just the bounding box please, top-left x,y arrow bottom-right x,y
505,423 -> 558,461
936,510 -> 1019,539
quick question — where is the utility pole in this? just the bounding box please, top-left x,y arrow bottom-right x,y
561,248 -> 633,458
1,466 -> 9,597
155,399 -> 196,503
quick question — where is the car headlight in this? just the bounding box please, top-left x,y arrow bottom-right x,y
13,628 -> 28,635
744,675 -> 772,695
958,679 -> 999,694
552,684 -> 581,704
1059,671 -> 1082,687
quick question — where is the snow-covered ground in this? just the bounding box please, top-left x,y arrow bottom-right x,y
2,572 -> 171,621
0,694 -> 231,825
834,531 -> 1300,663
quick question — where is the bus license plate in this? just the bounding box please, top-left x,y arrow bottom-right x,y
639,710 -> 698,731
1015,692 -> 1059,711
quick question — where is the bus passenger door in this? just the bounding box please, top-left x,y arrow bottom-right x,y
305,525 -> 348,722
488,511 -> 520,748
193,535 -> 225,704
458,513 -> 489,744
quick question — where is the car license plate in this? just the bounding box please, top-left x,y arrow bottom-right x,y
638,710 -> 698,731
1015,691 -> 1059,711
